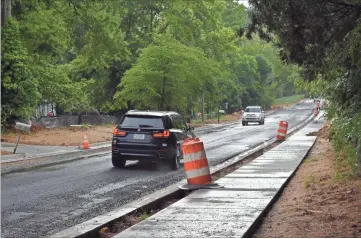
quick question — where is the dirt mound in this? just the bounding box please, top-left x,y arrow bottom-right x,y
1,125 -> 114,146
306,124 -> 330,139
1,150 -> 12,155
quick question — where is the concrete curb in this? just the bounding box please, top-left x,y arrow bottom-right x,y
1,153 -> 26,161
50,180 -> 188,238
50,110 -> 314,238
77,141 -> 112,149
1,142 -> 111,163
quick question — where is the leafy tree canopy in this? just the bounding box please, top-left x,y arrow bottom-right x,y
1,0 -> 303,125
246,0 -> 361,80
246,0 -> 361,174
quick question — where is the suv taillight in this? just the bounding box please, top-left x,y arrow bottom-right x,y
113,128 -> 126,137
152,130 -> 170,138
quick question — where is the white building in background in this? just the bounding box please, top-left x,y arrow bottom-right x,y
238,0 -> 249,8
35,101 -> 57,117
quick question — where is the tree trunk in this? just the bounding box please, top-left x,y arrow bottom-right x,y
149,9 -> 153,36
1,0 -> 11,26
160,76 -> 166,110
201,92 -> 205,122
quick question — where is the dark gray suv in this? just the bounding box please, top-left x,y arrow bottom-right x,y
112,110 -> 194,170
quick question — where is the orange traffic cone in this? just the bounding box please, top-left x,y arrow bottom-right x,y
82,132 -> 90,149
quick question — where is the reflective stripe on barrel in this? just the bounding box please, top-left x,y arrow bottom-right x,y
183,151 -> 207,163
182,141 -> 212,185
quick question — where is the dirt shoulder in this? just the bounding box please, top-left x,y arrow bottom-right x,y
1,114 -> 241,146
190,114 -> 240,127
253,125 -> 361,238
1,150 -> 13,155
1,126 -> 114,146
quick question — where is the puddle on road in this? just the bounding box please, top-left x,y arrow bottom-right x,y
6,211 -> 34,221
61,197 -> 112,220
33,166 -> 64,172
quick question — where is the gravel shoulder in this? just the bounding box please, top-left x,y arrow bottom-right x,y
252,125 -> 361,238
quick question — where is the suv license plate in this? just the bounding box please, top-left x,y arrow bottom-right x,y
134,134 -> 145,140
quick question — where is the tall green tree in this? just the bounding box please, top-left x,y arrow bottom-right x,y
246,0 -> 361,174
246,0 -> 361,80
114,35 -> 222,113
1,18 -> 40,123
1,0 -> 306,125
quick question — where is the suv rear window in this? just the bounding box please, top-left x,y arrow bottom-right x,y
120,116 -> 164,128
171,115 -> 186,130
245,108 -> 261,113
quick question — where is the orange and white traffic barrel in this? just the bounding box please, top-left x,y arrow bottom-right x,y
314,107 -> 319,116
179,140 -> 222,190
183,137 -> 200,144
276,121 -> 288,141
182,141 -> 212,185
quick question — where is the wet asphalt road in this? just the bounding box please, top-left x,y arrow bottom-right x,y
1,101 -> 314,238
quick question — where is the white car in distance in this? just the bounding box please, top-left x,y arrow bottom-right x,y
242,106 -> 265,126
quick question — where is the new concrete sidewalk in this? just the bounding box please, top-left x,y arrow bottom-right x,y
1,142 -> 79,156
0,141 -> 113,174
114,120 -> 324,238
1,141 -> 111,162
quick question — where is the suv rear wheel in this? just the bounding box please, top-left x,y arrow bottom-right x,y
112,155 -> 126,168
169,146 -> 180,170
